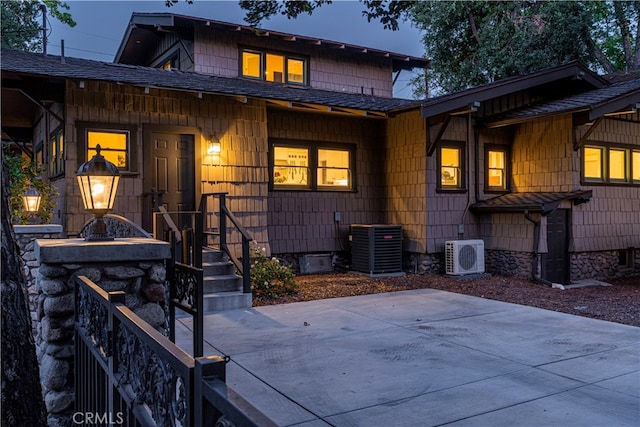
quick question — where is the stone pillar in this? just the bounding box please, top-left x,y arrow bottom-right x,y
13,225 -> 64,328
34,238 -> 171,426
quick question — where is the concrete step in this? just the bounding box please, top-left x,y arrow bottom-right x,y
203,274 -> 242,293
202,249 -> 225,263
202,260 -> 236,276
203,291 -> 252,313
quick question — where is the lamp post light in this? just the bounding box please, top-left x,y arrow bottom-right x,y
76,144 -> 120,241
23,185 -> 42,214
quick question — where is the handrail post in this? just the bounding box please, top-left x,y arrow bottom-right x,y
219,193 -> 227,251
242,238 -> 251,293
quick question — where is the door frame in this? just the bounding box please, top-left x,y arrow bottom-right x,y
142,125 -> 202,231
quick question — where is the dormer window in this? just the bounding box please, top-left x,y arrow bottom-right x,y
241,49 -> 307,85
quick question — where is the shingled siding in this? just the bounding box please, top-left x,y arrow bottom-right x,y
266,109 -> 385,254
575,116 -> 640,254
193,27 -> 393,97
60,80 -> 268,244
425,116 -> 478,254
384,109 -> 427,253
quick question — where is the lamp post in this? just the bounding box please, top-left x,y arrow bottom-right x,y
76,144 -> 120,241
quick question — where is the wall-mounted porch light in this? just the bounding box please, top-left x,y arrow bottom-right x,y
76,144 -> 120,241
207,135 -> 221,155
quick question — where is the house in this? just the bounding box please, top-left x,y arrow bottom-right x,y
2,12 -> 639,284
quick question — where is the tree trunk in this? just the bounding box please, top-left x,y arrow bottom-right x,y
1,154 -> 47,426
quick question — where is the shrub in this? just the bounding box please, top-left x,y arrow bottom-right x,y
250,246 -> 298,299
3,149 -> 57,224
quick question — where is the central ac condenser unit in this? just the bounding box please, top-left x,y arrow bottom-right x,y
351,225 -> 402,276
445,240 -> 485,275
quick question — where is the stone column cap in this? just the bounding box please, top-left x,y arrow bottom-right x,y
13,224 -> 63,234
35,238 -> 172,263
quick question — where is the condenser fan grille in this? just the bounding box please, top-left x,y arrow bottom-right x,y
458,245 -> 477,270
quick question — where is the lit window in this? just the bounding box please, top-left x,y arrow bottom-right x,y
287,58 -> 305,84
271,140 -> 355,191
49,130 -> 64,177
87,130 -> 129,169
441,147 -> 461,188
266,53 -> 284,83
609,148 -> 628,182
241,49 -> 307,85
273,146 -> 309,188
633,150 -> 640,183
318,149 -> 350,188
242,51 -> 262,78
486,147 -> 508,190
584,146 -> 604,181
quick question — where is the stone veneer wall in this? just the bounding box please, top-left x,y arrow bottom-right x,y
35,238 -> 171,427
13,225 -> 64,329
571,249 -> 640,281
485,249 -> 534,279
406,253 -> 444,275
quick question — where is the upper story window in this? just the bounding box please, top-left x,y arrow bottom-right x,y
485,145 -> 509,192
270,139 -> 355,191
438,141 -> 466,192
241,49 -> 307,85
583,144 -> 639,185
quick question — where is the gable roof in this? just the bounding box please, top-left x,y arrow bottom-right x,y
485,77 -> 640,127
421,62 -> 608,119
1,49 -> 420,116
115,13 -> 430,72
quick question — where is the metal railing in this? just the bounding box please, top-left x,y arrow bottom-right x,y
74,275 -> 274,426
200,192 -> 253,294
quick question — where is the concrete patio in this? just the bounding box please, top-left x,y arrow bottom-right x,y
175,288 -> 639,426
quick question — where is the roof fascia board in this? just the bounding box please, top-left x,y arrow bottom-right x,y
422,64 -> 606,119
589,90 -> 640,120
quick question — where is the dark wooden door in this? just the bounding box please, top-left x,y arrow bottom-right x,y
143,132 -> 195,230
543,209 -> 569,285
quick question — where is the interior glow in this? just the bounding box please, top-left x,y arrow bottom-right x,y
441,147 -> 460,187
266,53 -> 285,83
609,149 -> 627,181
488,150 -> 505,188
287,58 -> 304,83
584,147 -> 603,179
633,151 -> 640,182
88,131 -> 128,168
273,146 -> 309,186
318,149 -> 350,187
242,51 -> 261,78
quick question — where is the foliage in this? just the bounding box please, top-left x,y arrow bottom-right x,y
250,245 -> 298,299
3,150 -> 57,224
413,1 -> 598,94
228,0 -> 639,96
1,0 -> 76,52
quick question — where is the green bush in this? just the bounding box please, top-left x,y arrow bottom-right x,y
250,246 -> 298,299
3,149 -> 57,224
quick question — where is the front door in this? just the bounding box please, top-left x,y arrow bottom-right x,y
543,209 -> 569,285
143,131 -> 195,231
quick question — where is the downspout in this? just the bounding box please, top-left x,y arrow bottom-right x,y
524,210 -> 552,286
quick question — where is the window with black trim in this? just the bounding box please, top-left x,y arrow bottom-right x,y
438,142 -> 465,191
241,49 -> 307,85
77,122 -> 137,172
270,140 -> 355,191
485,145 -> 509,191
583,144 -> 639,185
49,129 -> 64,178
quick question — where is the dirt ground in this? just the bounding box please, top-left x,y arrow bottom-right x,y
253,272 -> 640,327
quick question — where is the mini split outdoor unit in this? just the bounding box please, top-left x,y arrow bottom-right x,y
445,240 -> 485,275
350,225 -> 402,276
